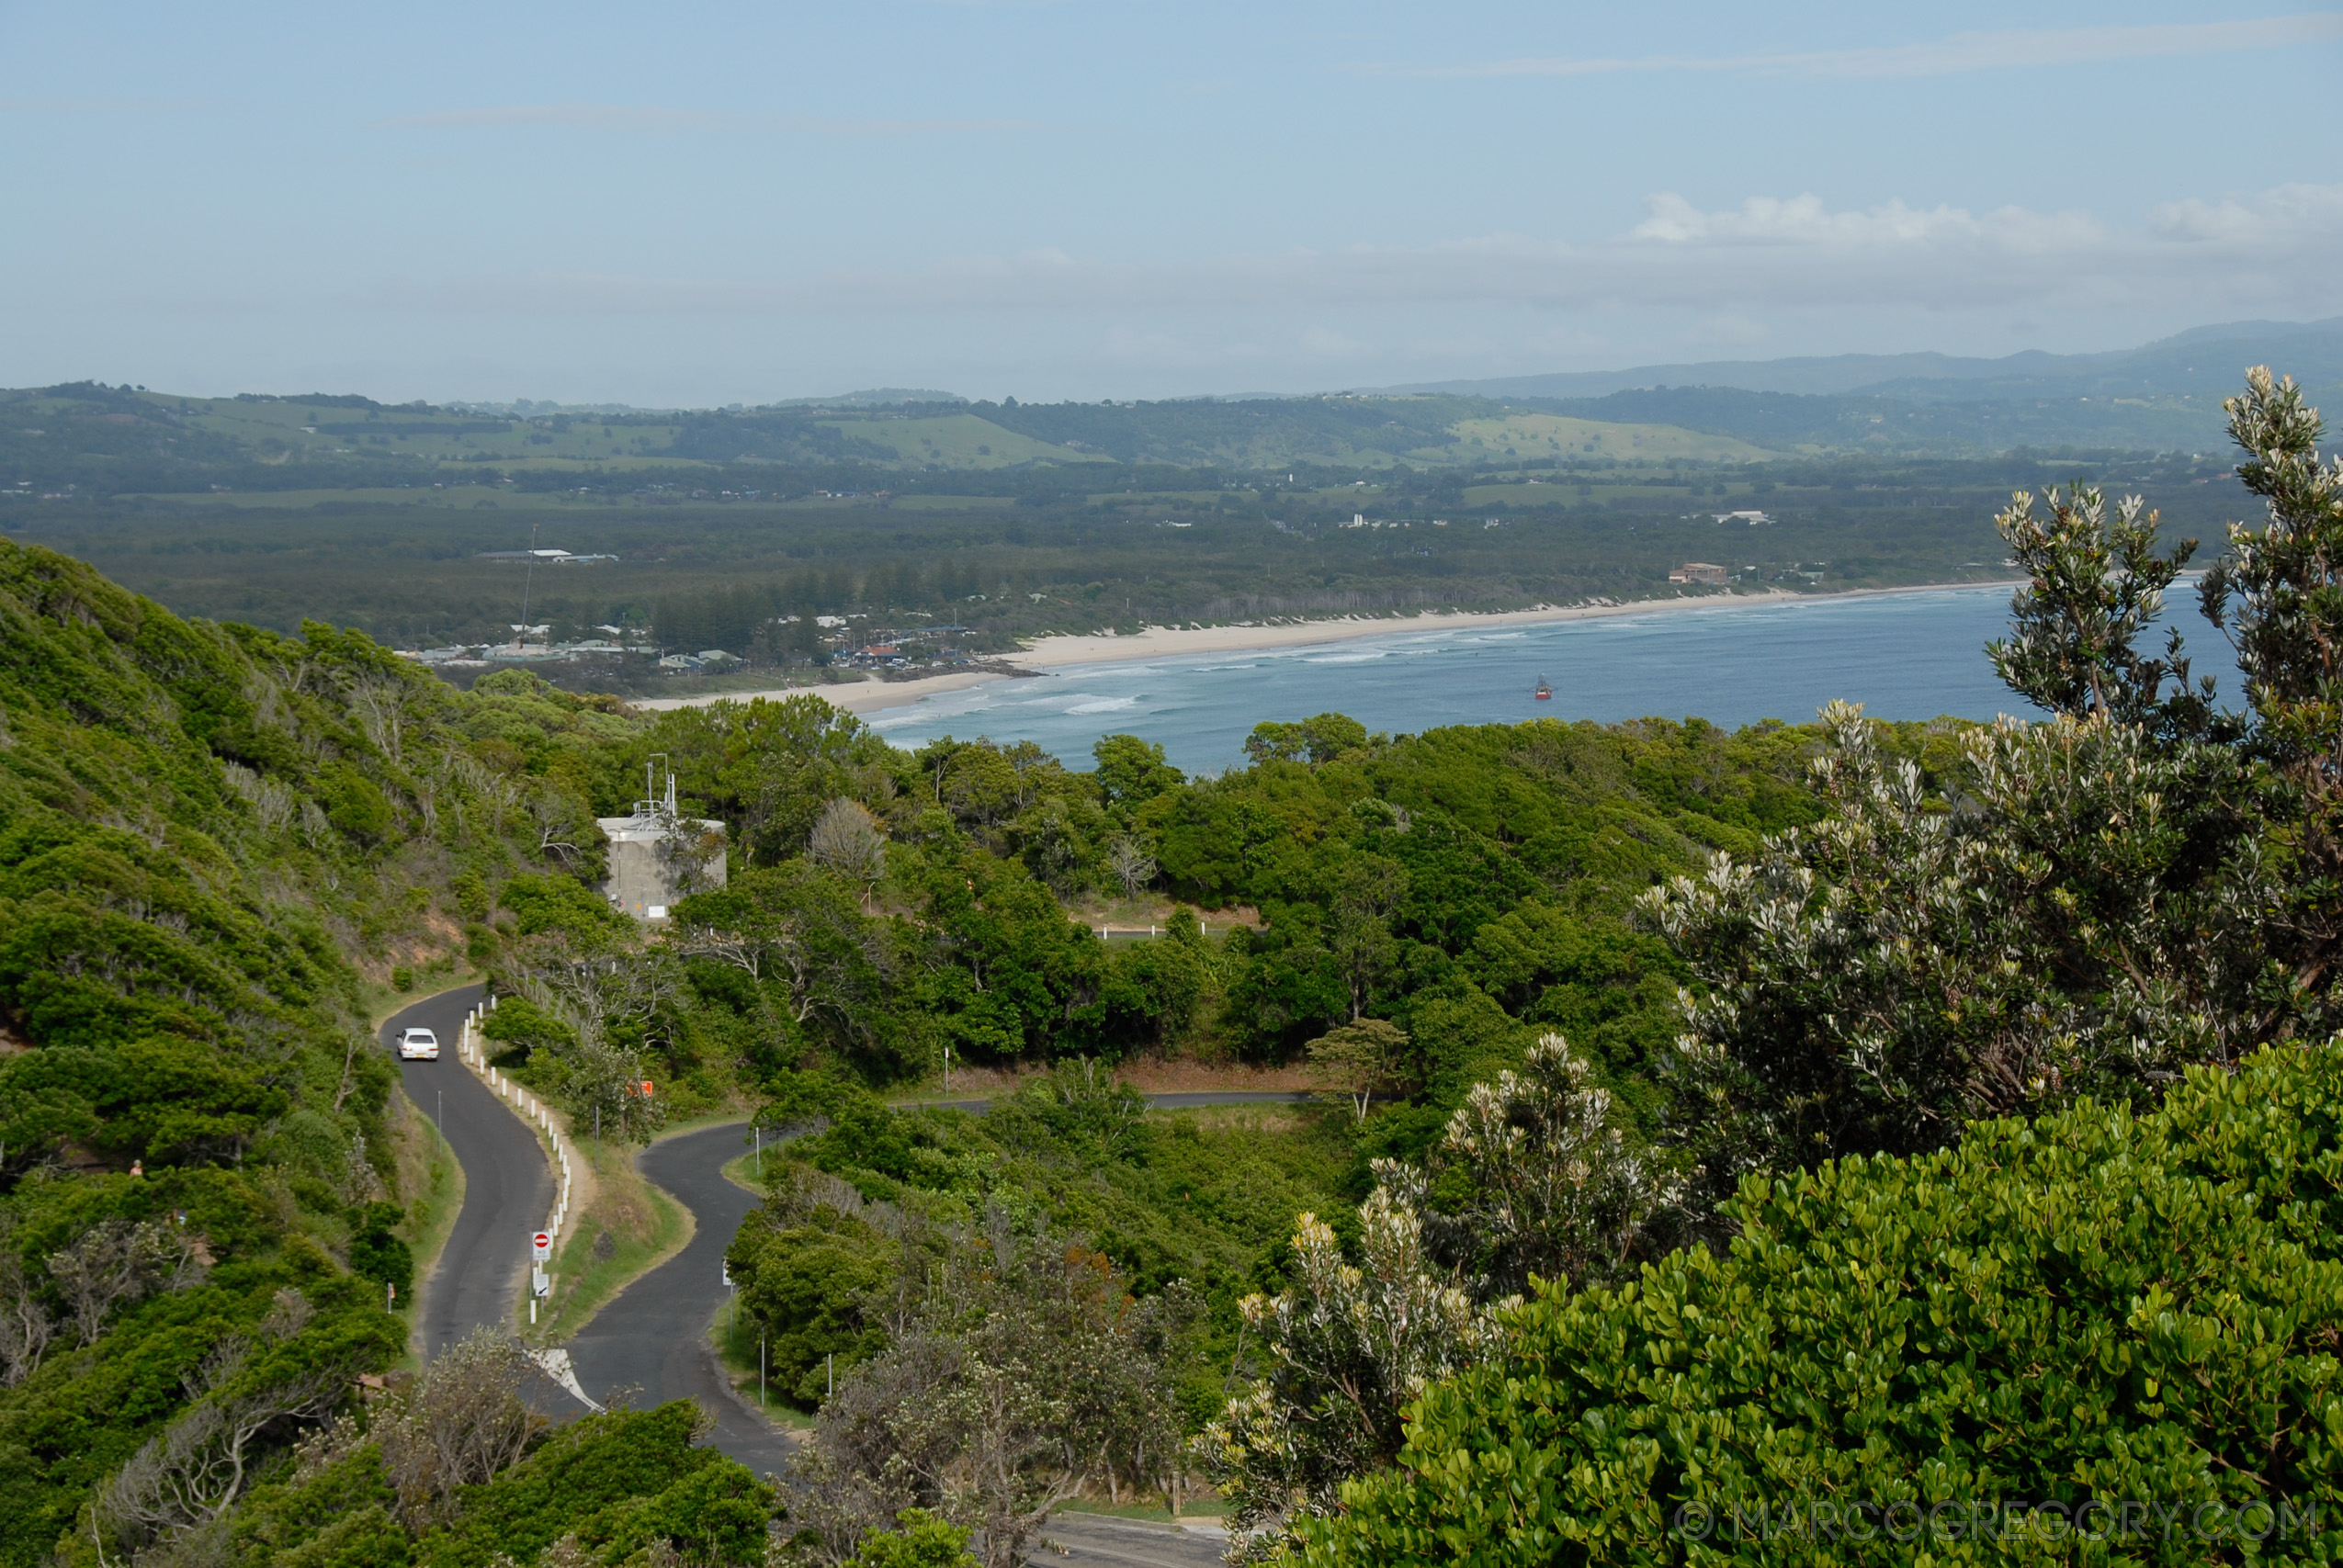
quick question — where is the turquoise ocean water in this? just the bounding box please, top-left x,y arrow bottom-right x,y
866,585 -> 2213,773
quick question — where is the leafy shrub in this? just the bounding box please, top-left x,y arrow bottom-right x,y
345,1203 -> 413,1299
411,1402 -> 772,1568
1293,1042 -> 2343,1564
839,1509 -> 979,1568
498,874 -> 628,941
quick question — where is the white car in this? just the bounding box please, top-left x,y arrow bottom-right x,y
397,1027 -> 440,1061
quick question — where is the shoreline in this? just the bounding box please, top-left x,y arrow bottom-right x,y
636,580 -> 2021,716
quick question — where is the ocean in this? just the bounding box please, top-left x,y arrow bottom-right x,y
865,585 -> 2213,773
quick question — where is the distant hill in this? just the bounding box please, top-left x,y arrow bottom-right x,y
1372,320 -> 2343,456
6,321 -> 2339,500
0,383 -> 1773,496
1381,318 -> 2343,401
763,388 -> 967,409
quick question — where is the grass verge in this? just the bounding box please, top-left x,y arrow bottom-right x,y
363,963 -> 481,1030
708,1304 -> 814,1431
388,1086 -> 464,1371
528,1135 -> 690,1345
720,1145 -> 784,1196
1058,1498 -> 1229,1523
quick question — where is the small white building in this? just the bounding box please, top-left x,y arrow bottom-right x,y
595,773 -> 727,920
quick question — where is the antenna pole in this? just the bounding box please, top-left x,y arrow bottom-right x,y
519,521 -> 540,643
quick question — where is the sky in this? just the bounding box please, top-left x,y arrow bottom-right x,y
3,2 -> 2339,405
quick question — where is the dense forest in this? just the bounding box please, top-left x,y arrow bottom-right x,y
4,366 -> 2343,1565
8,441 -> 2242,661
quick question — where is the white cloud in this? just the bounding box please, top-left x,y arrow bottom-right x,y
361,182 -> 2343,321
2149,182 -> 2343,243
1374,14 -> 2343,81
378,102 -> 1037,134
1625,193 -> 2103,254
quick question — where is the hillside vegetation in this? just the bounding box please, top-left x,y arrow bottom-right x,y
8,365 -> 2343,1566
0,540 -> 734,1565
0,524 -> 1872,1563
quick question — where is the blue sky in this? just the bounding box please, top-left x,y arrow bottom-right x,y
3,2 -> 2338,403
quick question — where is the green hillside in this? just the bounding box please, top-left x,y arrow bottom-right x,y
0,382 -> 1779,499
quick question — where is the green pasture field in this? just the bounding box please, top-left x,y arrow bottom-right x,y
878,493 -> 1015,512
818,412 -> 1108,468
1087,490 -> 1259,508
1450,412 -> 1780,464
157,393 -> 689,466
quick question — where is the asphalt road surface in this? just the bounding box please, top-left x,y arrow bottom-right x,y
1031,1515 -> 1229,1568
379,986 -> 553,1359
566,1122 -> 789,1471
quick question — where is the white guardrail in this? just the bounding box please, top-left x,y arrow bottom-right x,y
457,995 -> 572,1245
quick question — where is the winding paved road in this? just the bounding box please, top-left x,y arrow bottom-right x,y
379,986 -> 553,1358
385,1010 -> 1277,1566
570,1094 -> 1304,1565
569,1122 -> 790,1470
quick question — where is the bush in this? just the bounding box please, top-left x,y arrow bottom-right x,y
345,1202 -> 413,1300
412,1402 -> 772,1568
843,1510 -> 979,1568
1294,1041 -> 2343,1564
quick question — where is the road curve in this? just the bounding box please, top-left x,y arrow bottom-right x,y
570,1095 -> 1310,1465
567,1122 -> 787,1471
573,1098 -> 1289,1564
380,986 -> 554,1358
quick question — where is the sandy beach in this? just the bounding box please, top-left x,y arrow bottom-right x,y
634,581 -> 2018,715
630,668 -> 1005,715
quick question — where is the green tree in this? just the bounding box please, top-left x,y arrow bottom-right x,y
2202,367 -> 2343,1017
1413,1034 -> 1679,1297
345,1201 -> 413,1300
725,1193 -> 893,1407
1305,1020 -> 1412,1123
674,863 -> 893,1061
1091,734 -> 1183,810
1987,482 -> 2210,732
1245,714 -> 1370,766
1197,1190 -> 1502,1562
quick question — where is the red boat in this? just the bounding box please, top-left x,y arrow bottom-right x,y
1534,676 -> 1553,701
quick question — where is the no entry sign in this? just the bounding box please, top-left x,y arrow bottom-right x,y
531,1232 -> 551,1261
